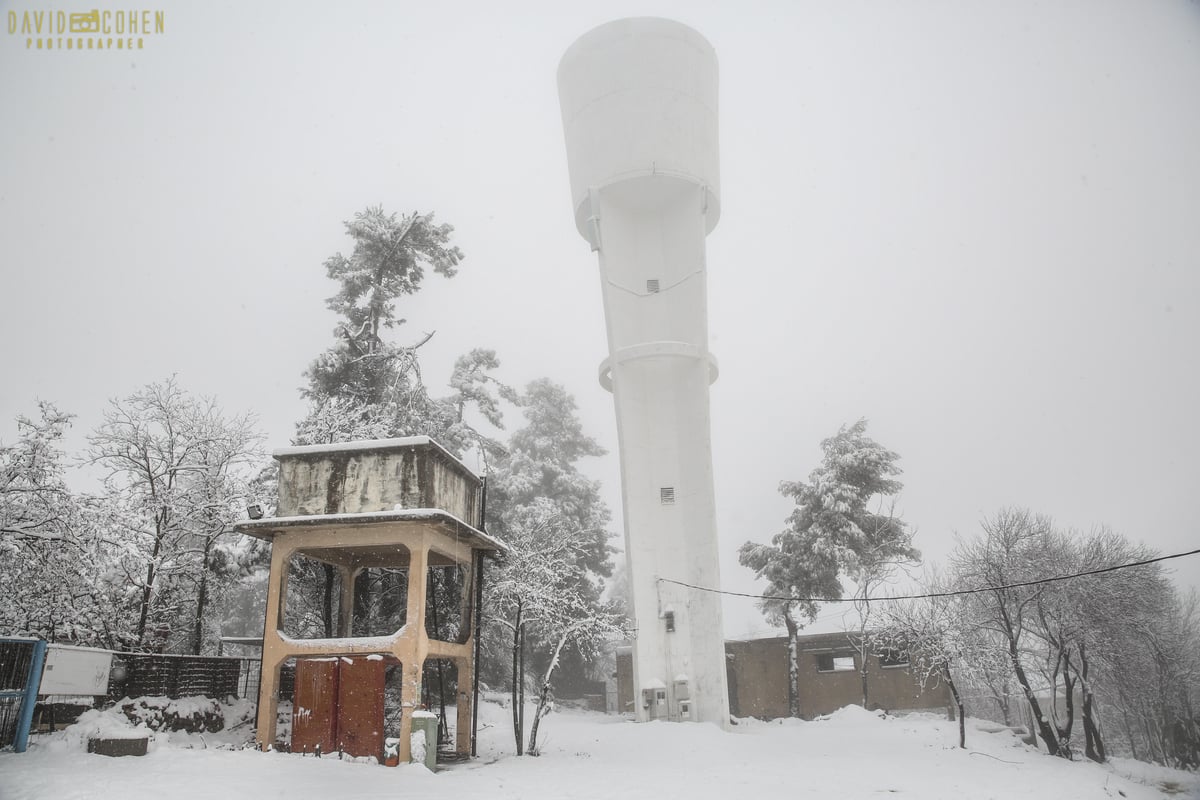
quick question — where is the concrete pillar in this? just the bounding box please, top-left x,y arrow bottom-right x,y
395,538 -> 429,762
255,540 -> 295,749
338,566 -> 357,638
455,655 -> 473,755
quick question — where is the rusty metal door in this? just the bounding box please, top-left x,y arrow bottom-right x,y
292,658 -> 339,755
336,657 -> 385,760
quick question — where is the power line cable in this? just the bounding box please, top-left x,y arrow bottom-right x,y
658,546 -> 1200,604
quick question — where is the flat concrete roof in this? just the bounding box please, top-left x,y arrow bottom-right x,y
233,507 -> 507,553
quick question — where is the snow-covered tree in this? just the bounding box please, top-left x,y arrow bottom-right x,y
876,595 -> 967,747
1111,588 -> 1200,768
875,569 -> 1001,749
487,379 -> 612,581
484,499 -> 622,756
483,379 -> 619,755
738,531 -> 840,718
321,206 -> 462,351
740,419 -> 917,714
1,402 -> 76,543
0,404 -> 117,645
1065,532 -> 1198,767
299,206 -> 465,445
291,207 -> 516,638
86,378 -> 264,653
950,512 -> 1199,765
951,509 -> 1068,757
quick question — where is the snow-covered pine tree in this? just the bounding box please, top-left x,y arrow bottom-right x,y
299,206 -> 464,445
286,207 -> 517,638
483,379 -> 620,754
487,379 -> 612,582
737,534 -> 840,719
740,418 -> 917,715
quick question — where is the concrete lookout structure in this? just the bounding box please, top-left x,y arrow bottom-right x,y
557,18 -> 730,726
235,436 -> 505,762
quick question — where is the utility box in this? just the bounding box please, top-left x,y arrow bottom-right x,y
40,644 -> 112,696
643,687 -> 668,721
410,711 -> 438,770
673,678 -> 691,722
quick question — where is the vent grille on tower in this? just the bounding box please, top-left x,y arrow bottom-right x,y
660,487 -> 675,504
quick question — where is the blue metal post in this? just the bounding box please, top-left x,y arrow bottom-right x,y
13,640 -> 47,753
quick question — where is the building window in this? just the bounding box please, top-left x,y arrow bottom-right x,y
878,649 -> 910,669
816,653 -> 856,672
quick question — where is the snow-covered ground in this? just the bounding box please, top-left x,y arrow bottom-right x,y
2,699 -> 1196,800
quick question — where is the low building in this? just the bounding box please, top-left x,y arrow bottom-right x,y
726,632 -> 951,720
616,632 -> 952,721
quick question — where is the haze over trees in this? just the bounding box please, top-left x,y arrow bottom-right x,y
0,384 -> 264,654
5,203 -> 1197,769
0,205 -> 620,703
877,509 -> 1200,768
737,420 -> 1198,768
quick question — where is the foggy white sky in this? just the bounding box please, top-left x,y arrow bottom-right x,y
2,0 -> 1198,637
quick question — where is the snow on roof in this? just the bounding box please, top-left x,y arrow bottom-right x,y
271,436 -> 479,481
272,435 -> 432,458
233,507 -> 508,552
47,643 -> 117,655
278,631 -> 404,650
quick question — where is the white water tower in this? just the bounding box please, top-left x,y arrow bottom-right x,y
558,17 -> 729,726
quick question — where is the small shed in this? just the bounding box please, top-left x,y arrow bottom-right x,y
234,436 -> 505,762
